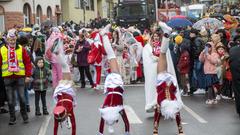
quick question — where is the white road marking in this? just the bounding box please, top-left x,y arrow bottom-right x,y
124,105 -> 143,124
183,104 -> 208,123
38,115 -> 52,135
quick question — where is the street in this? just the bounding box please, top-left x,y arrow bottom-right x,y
0,85 -> 239,135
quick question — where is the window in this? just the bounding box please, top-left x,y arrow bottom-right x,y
75,0 -> 80,8
36,5 -> 42,24
0,6 -> 5,32
75,0 -> 84,9
85,0 -> 90,10
84,0 -> 94,11
23,3 -> 31,27
90,0 -> 94,11
47,6 -> 52,20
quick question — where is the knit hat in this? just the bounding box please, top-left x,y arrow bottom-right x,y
7,29 -> 17,39
216,42 -> 226,50
174,35 -> 183,45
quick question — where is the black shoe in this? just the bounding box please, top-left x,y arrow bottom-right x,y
0,108 -> 8,114
81,85 -> 85,88
26,105 -> 30,113
130,80 -> 136,84
9,116 -> 16,125
43,108 -> 49,115
22,114 -> 29,124
35,111 -> 42,116
43,111 -> 49,115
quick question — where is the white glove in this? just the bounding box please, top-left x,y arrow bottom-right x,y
102,35 -> 116,60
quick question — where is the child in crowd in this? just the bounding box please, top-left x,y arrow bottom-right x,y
32,57 -> 50,116
122,46 -> 131,84
215,44 -> 227,100
177,38 -> 190,96
199,42 -> 220,105
220,47 -> 233,99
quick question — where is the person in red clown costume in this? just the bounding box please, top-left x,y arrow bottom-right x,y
89,31 -> 106,89
153,22 -> 184,135
96,24 -> 130,135
52,37 -> 77,135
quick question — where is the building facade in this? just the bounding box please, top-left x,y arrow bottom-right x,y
0,0 -> 61,31
61,0 -> 118,25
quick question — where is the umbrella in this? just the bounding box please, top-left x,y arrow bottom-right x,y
171,15 -> 187,19
223,14 -> 238,23
223,14 -> 239,30
21,27 -> 32,32
193,18 -> 224,31
167,18 -> 193,28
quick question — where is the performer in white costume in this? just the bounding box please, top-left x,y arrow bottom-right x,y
143,25 -> 178,112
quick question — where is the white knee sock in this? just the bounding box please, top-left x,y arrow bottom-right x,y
102,35 -> 116,60
58,53 -> 70,73
160,37 -> 170,53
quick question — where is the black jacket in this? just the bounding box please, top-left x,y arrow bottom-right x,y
32,67 -> 50,91
191,37 -> 205,60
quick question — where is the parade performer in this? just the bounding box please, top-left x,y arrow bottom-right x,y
45,27 -> 63,89
90,31 -> 106,89
52,37 -> 77,135
152,22 -> 184,135
121,31 -> 143,84
143,23 -> 177,112
96,24 -> 130,135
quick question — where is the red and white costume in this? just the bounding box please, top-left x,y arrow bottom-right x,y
156,72 -> 183,119
89,32 -> 107,88
53,80 -> 76,135
51,34 -> 77,135
98,73 -> 130,135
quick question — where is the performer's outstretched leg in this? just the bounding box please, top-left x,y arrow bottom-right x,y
100,24 -> 119,73
176,112 -> 184,135
153,105 -> 161,135
54,119 -> 59,135
70,111 -> 76,135
98,117 -> 105,134
120,109 -> 130,133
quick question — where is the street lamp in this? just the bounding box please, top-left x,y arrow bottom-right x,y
81,0 -> 87,26
33,0 -> 36,24
155,0 -> 158,21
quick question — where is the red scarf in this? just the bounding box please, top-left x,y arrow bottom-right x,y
152,41 -> 161,57
7,46 -> 19,72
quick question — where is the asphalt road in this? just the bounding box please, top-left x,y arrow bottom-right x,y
0,84 -> 240,135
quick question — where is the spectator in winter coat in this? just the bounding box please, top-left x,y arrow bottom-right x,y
199,42 -> 220,105
0,33 -> 8,114
177,36 -> 190,96
0,29 -> 32,125
189,29 -> 205,94
74,34 -> 94,88
229,38 -> 240,117
32,57 -> 50,116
